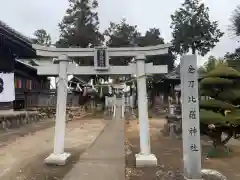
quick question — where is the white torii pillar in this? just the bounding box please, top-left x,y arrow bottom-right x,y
45,54 -> 71,165
135,55 -> 157,167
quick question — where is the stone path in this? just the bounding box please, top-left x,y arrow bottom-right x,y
63,120 -> 125,180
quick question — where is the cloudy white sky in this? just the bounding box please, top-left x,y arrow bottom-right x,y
0,0 -> 239,66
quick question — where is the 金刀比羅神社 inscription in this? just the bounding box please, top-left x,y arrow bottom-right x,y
186,63 -> 199,152
181,55 -> 202,178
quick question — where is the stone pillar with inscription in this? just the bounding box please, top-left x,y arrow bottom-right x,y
181,55 -> 202,179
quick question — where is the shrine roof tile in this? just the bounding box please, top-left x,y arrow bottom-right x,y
0,20 -> 33,45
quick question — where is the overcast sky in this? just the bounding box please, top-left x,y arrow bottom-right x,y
0,0 -> 239,66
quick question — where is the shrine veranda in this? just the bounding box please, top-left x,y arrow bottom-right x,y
22,44 -> 203,179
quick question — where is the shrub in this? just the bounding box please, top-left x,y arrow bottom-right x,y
200,99 -> 236,111
204,66 -> 240,78
199,65 -> 240,152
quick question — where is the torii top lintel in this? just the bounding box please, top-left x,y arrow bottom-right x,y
32,43 -> 172,57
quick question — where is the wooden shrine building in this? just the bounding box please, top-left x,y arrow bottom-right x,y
0,20 -> 50,110
156,64 -> 204,103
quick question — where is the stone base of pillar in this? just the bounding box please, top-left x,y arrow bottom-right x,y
135,153 -> 157,167
44,152 -> 71,165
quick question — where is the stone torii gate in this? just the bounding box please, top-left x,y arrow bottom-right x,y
32,43 -> 171,166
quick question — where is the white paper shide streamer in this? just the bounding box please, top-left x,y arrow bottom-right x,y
0,73 -> 15,102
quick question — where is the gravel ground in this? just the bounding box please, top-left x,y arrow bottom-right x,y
125,119 -> 238,180
125,140 -> 185,180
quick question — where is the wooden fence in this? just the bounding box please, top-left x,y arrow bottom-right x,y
15,89 -> 80,109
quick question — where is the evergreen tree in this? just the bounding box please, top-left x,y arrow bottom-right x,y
104,19 -> 141,66
137,28 -> 175,71
200,65 -> 240,156
170,0 -> 224,55
225,5 -> 240,71
198,56 -> 226,75
56,0 -> 104,82
104,20 -> 175,70
32,29 -> 52,46
225,48 -> 240,61
56,0 -> 103,48
231,5 -> 240,37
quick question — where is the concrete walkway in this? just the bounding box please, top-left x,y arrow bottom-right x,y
63,120 -> 125,180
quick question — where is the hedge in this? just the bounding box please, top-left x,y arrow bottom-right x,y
200,109 -> 227,124
200,77 -> 233,86
200,99 -> 236,110
205,66 -> 240,78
